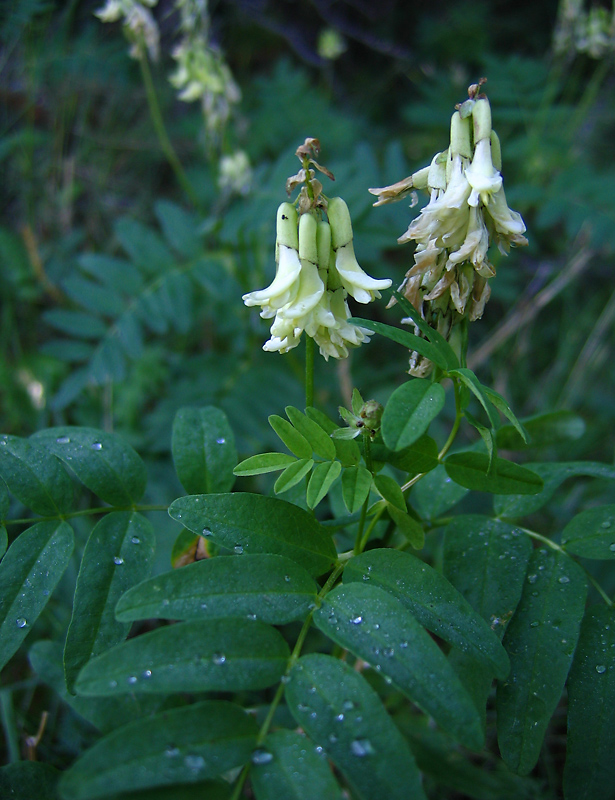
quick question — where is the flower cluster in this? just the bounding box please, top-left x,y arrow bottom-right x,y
370,84 -> 527,376
243,198 -> 391,360
95,0 -> 160,62
553,0 -> 615,59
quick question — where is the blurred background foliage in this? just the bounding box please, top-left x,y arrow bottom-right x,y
2,0 -> 615,790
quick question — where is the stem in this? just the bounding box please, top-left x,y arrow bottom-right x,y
229,562 -> 345,800
138,53 -> 201,209
353,499 -> 369,556
0,691 -> 20,762
438,378 -> 462,461
305,336 -> 315,409
360,504 -> 385,552
519,526 -> 613,608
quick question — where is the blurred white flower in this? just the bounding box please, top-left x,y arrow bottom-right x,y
95,0 -> 160,61
218,150 -> 252,196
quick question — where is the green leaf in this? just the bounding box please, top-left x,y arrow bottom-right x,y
381,379 -> 446,451
306,461 -> 342,508
75,619 -> 289,696
347,318 -> 450,371
285,654 -> 426,800
172,406 -> 237,494
58,700 -> 257,800
564,605 -> 615,800
305,407 -> 360,466
465,411 -> 497,473
0,521 -> 74,671
373,474 -> 406,510
63,512 -> 155,693
233,453 -> 296,476
341,465 -> 372,513
371,435 -> 439,475
482,386 -> 528,443
169,493 -> 337,577
0,475 -> 8,517
391,289 -> 459,369
0,762 -> 59,800
285,407 -> 336,460
444,452 -> 544,495
496,549 -> 587,775
114,217 -> 174,274
448,369 -> 500,429
0,435 -> 73,516
493,462 -> 615,518
313,583 -> 484,750
43,309 -> 108,339
31,427 -> 147,506
413,464 -> 469,518
0,527 -> 6,559
269,415 -> 312,459
62,274 -> 124,316
386,505 -> 425,548
155,200 -> 201,259
345,549 -> 509,679
274,458 -> 313,493
251,729 -> 344,800
496,410 -> 585,451
561,505 -> 615,559
116,553 -> 318,625
351,387 -> 364,416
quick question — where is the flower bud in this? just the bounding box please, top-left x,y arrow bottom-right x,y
298,212 -> 318,265
327,197 -> 354,249
490,130 -> 502,172
317,220 -> 331,271
450,111 -> 473,159
276,203 -> 299,249
472,98 -> 492,142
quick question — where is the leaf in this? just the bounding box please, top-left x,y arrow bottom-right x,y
31,427 -> 147,506
0,475 -> 8,517
75,619 -> 289,696
233,453 -> 296,476
172,407 -> 237,494
391,289 -> 459,369
305,406 -> 360,466
493,462 -> 615,518
482,386 -> 527,443
381,379 -> 446,451
345,549 -> 509,679
413,464 -> 469,519
116,553 -> 318,625
306,461 -> 342,508
341,465 -> 372,513
251,729 -> 344,800
496,410 -> 586,451
0,435 -> 73,516
564,605 -> 615,800
313,583 -> 484,749
0,521 -> 74,671
0,762 -> 59,800
386,505 -> 425,548
448,369 -> 500,429
43,309 -> 108,339
285,407 -> 336,460
561,505 -> 615,560
347,317 -> 450,371
285,654 -> 426,800
63,512 -> 155,693
444,452 -> 544,495
465,411 -> 497,473
269,415 -> 312,459
114,217 -> 174,274
371,435 -> 439,475
155,200 -> 201,259
0,527 -> 6,559
373,474 -> 406,510
169,493 -> 337,577
61,275 -> 124,316
58,700 -> 257,800
496,548 -> 587,775
274,458 -> 313,494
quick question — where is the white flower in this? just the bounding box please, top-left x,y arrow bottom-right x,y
465,138 -> 502,207
277,261 -> 325,321
242,245 -> 302,317
334,242 -> 391,303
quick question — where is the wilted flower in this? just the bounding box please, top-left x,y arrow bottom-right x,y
370,83 -> 527,376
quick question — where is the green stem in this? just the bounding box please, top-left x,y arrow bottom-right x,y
229,562 -> 345,800
519,526 -> 613,608
138,53 -> 201,209
305,336 -> 315,409
3,504 -> 169,527
0,690 -> 20,762
438,378 -> 462,461
360,503 -> 385,552
353,498 -> 369,556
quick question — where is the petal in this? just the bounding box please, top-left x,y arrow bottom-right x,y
242,245 -> 302,308
335,242 -> 392,303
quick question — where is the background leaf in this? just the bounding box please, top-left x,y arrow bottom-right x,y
169,493 -> 337,577
496,410 -> 586,450
342,465 -> 373,513
381,379 -> 446,451
412,464 -> 469,518
561,505 -> 615,560
58,701 -> 257,800
0,521 -> 74,671
75,618 -> 289,696
445,452 -> 544,494
63,511 -> 155,692
116,553 -> 318,624
32,427 -> 147,506
172,406 -> 237,495
0,762 -> 59,800
285,654 -> 426,800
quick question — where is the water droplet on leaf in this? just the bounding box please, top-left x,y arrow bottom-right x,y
252,748 -> 273,765
113,556 -> 124,565
212,652 -> 226,665
351,738 -> 375,757
16,618 -> 27,628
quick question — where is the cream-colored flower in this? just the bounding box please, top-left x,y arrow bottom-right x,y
242,245 -> 302,317
465,138 -> 502,207
334,242 -> 391,303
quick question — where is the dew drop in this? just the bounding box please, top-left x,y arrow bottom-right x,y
341,699 -> 355,711
91,442 -> 103,450
56,436 -> 70,444
362,574 -> 370,581
141,669 -> 152,679
202,528 -> 212,537
16,618 -> 27,628
284,574 -> 291,582
315,746 -> 324,755
109,680 -> 117,688
127,676 -> 137,685
351,738 -> 375,757
383,647 -> 395,658
233,545 -> 244,555
280,675 -> 290,684
527,574 -> 538,584
184,754 -> 205,771
216,437 -> 226,445
165,747 -> 180,758
328,734 -> 338,744
596,664 -> 607,674
609,543 -> 615,553
200,602 -> 207,610
113,556 -> 124,565
212,652 -> 226,665
350,615 -> 363,625
601,520 -> 612,529
399,640 -> 408,648
558,576 -> 570,584
530,621 -> 540,628
131,537 -> 140,545
247,613 -> 257,621
252,748 -> 273,765
335,713 -> 344,722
